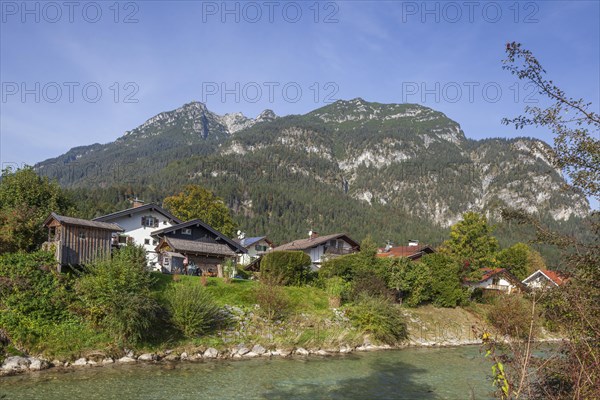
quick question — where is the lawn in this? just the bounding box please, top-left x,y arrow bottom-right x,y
150,273 -> 330,314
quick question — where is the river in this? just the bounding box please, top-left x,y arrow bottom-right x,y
0,346 -> 494,399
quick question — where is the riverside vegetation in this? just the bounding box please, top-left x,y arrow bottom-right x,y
1,223 -> 561,377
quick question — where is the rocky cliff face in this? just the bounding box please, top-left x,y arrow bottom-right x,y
35,99 -> 589,236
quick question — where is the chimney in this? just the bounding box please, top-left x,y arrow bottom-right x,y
131,197 -> 145,208
308,230 -> 319,240
408,240 -> 419,247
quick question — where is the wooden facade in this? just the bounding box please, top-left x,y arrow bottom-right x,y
43,213 -> 124,270
155,237 -> 237,276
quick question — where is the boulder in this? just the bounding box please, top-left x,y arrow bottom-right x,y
203,348 -> 219,359
137,353 -> 157,362
1,356 -> 31,372
295,347 -> 309,356
163,353 -> 180,361
243,352 -> 259,358
73,358 -> 88,366
180,352 -> 189,361
102,358 -> 114,365
117,356 -> 137,364
315,350 -> 330,356
339,345 -> 353,353
274,349 -> 292,357
251,345 -> 266,355
51,360 -> 63,368
28,358 -> 49,371
235,345 -> 250,356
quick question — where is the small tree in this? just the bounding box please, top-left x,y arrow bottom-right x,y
497,243 -> 545,280
163,185 -> 237,237
0,167 -> 73,253
441,212 -> 499,273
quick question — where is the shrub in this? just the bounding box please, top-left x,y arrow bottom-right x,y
487,295 -> 539,340
319,253 -> 360,282
260,251 -> 311,286
350,271 -> 393,301
254,282 -> 290,320
395,254 -> 467,307
165,283 -> 223,338
76,245 -> 159,345
346,295 -> 407,344
0,251 -> 75,349
235,267 -> 250,280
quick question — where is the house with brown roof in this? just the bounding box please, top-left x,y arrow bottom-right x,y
43,213 -> 124,270
522,269 -> 568,289
376,241 -> 435,261
151,219 -> 247,276
463,268 -> 527,294
271,231 -> 360,269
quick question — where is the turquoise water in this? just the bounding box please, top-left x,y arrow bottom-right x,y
0,346 -> 493,399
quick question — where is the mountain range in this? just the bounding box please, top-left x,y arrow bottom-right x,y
35,98 -> 590,252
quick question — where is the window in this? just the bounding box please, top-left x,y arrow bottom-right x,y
118,235 -> 128,244
182,228 -> 192,235
255,244 -> 267,252
153,239 -> 158,246
49,227 -> 57,241
144,239 -> 150,245
141,216 -> 158,228
78,231 -> 86,240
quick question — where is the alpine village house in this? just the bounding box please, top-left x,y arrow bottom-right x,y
43,200 -> 247,276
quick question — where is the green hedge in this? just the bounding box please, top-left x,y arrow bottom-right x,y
260,251 -> 312,286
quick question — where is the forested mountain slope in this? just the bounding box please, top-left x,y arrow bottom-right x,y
35,99 -> 590,253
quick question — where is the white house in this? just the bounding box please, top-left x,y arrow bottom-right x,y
93,201 -> 182,270
522,269 -> 568,289
234,235 -> 274,266
464,268 -> 526,294
271,232 -> 360,269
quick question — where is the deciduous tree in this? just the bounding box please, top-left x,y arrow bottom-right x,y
163,184 -> 237,237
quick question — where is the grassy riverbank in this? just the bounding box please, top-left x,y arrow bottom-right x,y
1,250 -> 559,370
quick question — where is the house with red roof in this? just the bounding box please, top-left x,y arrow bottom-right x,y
376,240 -> 435,261
522,269 -> 568,289
464,268 -> 527,294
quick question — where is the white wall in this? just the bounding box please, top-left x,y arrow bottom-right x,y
239,238 -> 272,265
470,276 -> 516,293
108,210 -> 178,270
524,274 -> 554,289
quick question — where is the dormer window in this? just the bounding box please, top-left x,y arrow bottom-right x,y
182,228 -> 192,235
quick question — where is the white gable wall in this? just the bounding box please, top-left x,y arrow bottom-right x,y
523,272 -> 556,289
239,238 -> 272,265
107,210 -> 178,270
469,276 -> 517,293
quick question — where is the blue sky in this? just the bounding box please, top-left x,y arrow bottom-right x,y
1,1 -> 598,205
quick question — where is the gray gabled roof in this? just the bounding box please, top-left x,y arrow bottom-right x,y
233,236 -> 271,248
44,212 -> 124,232
272,233 -> 360,252
151,219 -> 247,254
93,203 -> 182,224
159,237 -> 237,257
